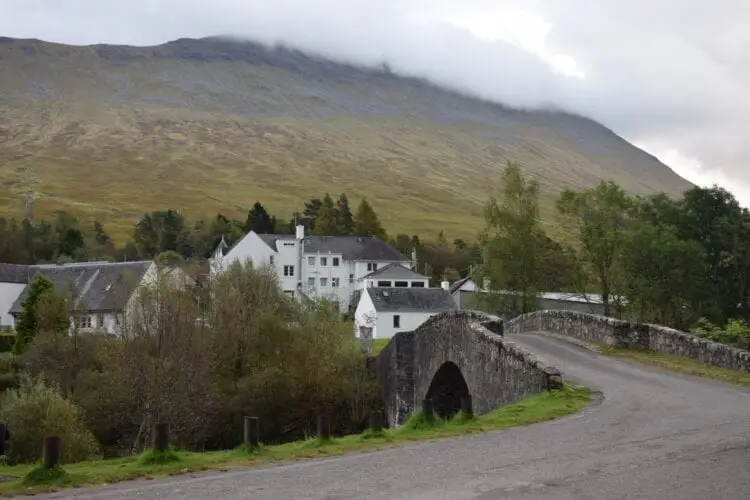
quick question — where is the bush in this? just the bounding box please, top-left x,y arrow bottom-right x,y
0,375 -> 98,464
0,333 -> 14,353
692,318 -> 750,350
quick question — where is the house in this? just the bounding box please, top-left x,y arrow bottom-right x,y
354,286 -> 457,340
0,264 -> 32,332
449,277 -> 608,316
4,260 -> 192,335
211,225 -> 415,312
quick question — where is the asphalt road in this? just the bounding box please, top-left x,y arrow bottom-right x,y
38,333 -> 750,499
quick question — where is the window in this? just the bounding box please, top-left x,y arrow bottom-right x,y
394,281 -> 409,287
283,265 -> 295,277
115,314 -> 122,326
332,257 -> 340,267
378,280 -> 392,287
308,277 -> 315,288
411,281 -> 426,288
97,315 -> 104,328
367,262 -> 378,272
320,277 -> 328,287
284,290 -> 295,298
331,277 -> 340,288
269,255 -> 274,265
393,315 -> 401,328
320,257 -> 328,266
308,256 -> 315,266
349,273 -> 354,283
282,242 -> 295,247
75,316 -> 92,329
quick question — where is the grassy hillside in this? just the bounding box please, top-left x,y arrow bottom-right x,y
0,36 -> 692,241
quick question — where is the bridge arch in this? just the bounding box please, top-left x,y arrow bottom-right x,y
374,311 -> 562,427
425,361 -> 470,419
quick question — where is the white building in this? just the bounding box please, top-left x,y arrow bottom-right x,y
353,286 -> 457,340
211,225 -> 414,312
3,260 -> 192,334
449,276 -> 611,316
0,264 -> 30,332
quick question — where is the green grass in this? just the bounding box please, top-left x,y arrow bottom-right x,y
371,338 -> 390,355
0,385 -> 589,496
601,346 -> 750,386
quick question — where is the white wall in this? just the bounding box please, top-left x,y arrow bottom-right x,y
0,282 -> 25,330
218,231 -> 278,277
374,310 -> 437,340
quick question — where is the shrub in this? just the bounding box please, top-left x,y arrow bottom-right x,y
0,333 -> 14,353
0,375 -> 98,464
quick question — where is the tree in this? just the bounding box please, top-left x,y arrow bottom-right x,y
13,274 -> 63,354
620,220 -> 704,329
245,202 -> 276,234
133,210 -> 189,257
475,161 -> 546,316
354,199 -> 387,240
53,211 -> 84,258
313,194 -> 339,235
336,193 -> 355,235
557,181 -> 631,317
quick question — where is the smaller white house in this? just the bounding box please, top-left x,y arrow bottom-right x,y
354,287 -> 457,340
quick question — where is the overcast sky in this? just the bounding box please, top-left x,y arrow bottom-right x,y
2,0 -> 749,205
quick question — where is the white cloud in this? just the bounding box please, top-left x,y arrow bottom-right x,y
1,1 -> 749,205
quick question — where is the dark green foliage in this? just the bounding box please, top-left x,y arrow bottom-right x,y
245,201 -> 276,234
139,449 -> 181,466
12,275 -> 57,355
354,198 -> 387,240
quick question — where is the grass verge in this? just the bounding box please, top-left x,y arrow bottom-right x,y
601,346 -> 750,387
371,338 -> 390,355
0,385 -> 589,496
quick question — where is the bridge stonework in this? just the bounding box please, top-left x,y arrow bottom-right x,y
506,310 -> 750,373
374,311 -> 563,427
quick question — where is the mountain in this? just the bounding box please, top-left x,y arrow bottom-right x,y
0,36 -> 692,241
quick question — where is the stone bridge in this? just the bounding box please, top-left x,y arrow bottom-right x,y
373,310 -> 563,426
374,309 -> 750,427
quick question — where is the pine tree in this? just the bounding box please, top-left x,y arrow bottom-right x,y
354,199 -> 387,240
313,194 -> 339,235
245,202 -> 276,233
336,193 -> 355,235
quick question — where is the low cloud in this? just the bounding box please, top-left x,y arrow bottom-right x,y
2,0 -> 749,204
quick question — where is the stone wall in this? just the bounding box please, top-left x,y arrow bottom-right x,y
506,310 -> 750,372
375,310 -> 562,427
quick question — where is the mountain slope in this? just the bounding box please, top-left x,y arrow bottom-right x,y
0,36 -> 692,240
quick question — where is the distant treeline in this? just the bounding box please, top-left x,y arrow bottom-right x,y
0,193 -> 483,285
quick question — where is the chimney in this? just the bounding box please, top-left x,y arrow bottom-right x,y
411,248 -> 418,271
296,224 -> 305,240
441,280 -> 450,291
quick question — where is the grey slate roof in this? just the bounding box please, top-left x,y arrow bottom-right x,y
367,287 -> 457,313
361,262 -> 428,281
256,234 -> 407,262
9,261 -> 153,315
449,276 -> 472,294
0,264 -> 33,284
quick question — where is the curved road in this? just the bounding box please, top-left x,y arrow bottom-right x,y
40,333 -> 750,499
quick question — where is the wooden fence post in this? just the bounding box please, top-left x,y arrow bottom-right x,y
0,423 -> 7,456
42,436 -> 61,469
152,423 -> 169,452
317,415 -> 331,441
244,416 -> 260,449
